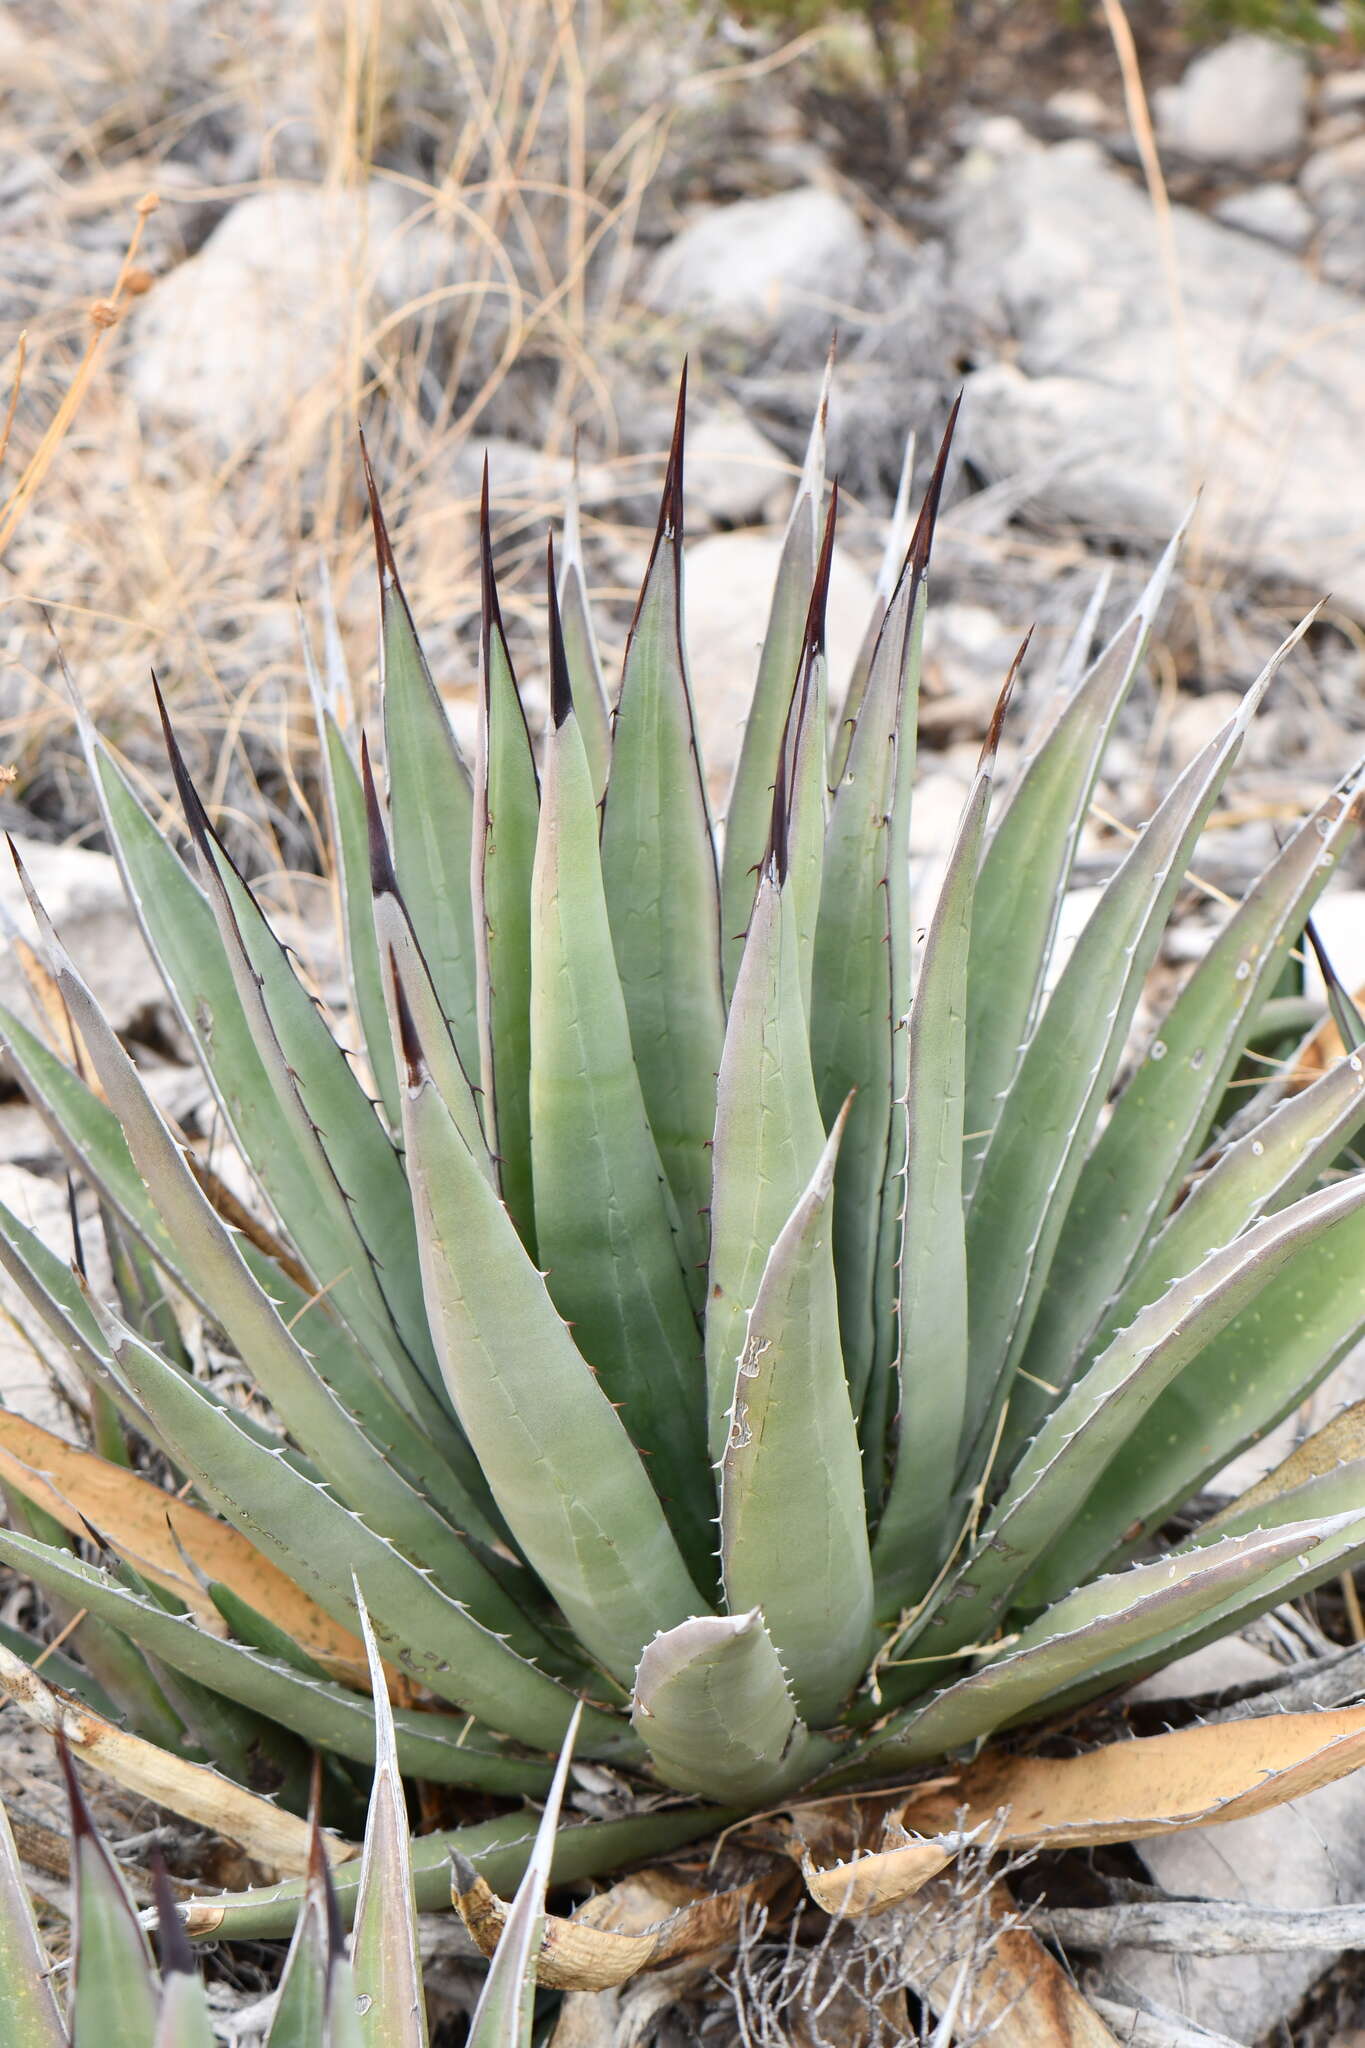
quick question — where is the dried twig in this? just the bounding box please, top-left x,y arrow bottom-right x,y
1039,1898 -> 1365,1957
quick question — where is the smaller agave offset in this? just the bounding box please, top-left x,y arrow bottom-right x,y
1,366 -> 1365,2035
0,1593 -> 575,2047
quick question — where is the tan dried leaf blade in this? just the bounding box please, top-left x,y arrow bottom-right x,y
453,1859 -> 783,1991
0,1411 -> 371,1682
0,1640 -> 357,1876
792,1704 -> 1365,1914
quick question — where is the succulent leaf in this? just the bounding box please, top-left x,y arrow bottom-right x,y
350,1587 -> 429,2047
599,373 -> 725,1282
719,1101 -> 873,1723
631,1612 -> 831,1802
401,1019 -> 706,1685
471,490 -> 540,1246
529,570 -> 714,1581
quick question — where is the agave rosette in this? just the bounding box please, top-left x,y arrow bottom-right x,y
0,372 -> 1362,1969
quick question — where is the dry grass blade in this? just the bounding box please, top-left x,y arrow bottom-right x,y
0,1641 -> 357,1875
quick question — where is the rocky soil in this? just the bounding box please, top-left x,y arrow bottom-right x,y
6,3 -> 1365,2040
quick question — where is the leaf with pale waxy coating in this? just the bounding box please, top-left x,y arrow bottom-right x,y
1026,1168 -> 1365,1602
152,691 -> 443,1426
401,1014 -> 705,1687
94,1309 -> 624,1756
809,415 -> 953,1431
781,493 -> 836,1013
461,1705 -> 582,2048
472,478 -> 539,1243
151,1863 -> 214,2048
0,1528 -> 554,1793
829,424 -> 915,788
181,1804 -> 735,1945
873,656 -> 1020,1615
632,1612 -> 831,1802
720,360 -> 828,996
860,1518 -> 1359,1772
1071,1048 -> 1365,1390
302,611 -> 401,1126
557,465 -> 613,800
1010,759 -> 1364,1453
706,866 -> 824,1462
530,582 -> 713,1582
599,375 -> 724,1283
351,1585 -> 429,2048
82,730 -> 422,1397
720,1101 -> 873,1725
16,891 -> 535,1650
0,1793 -> 63,2048
925,1175 -> 1365,1665
960,528 -> 1183,1200
362,745 -> 493,1183
367,448 -> 480,1078
267,1814 -> 357,2048
962,618 -> 1312,1470
1024,1504 -> 1365,1727
61,1739 -> 160,2048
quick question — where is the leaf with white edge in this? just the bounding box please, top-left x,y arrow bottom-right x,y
179,1804 -> 735,1944
937,1175 -> 1365,1657
61,1737 -> 160,2048
961,530 -> 1183,1199
151,1862 -> 214,2048
720,1102 -> 873,1725
400,1017 -> 705,1687
1011,759 -> 1364,1452
1027,1169 -> 1365,1600
95,1312 -> 627,1755
459,1704 -> 583,2048
557,462 -> 613,800
706,865 -> 824,1461
17,893 -> 535,1647
830,423 -> 915,788
531,568 -> 712,1582
1024,1505 -> 1365,1725
810,416 -> 952,1428
367,445 -> 479,1076
873,657 -> 1019,1615
1091,1050 -> 1365,1374
152,691 -> 443,1424
302,609 -> 401,1126
631,1611 -> 831,1803
351,1584 -> 429,2048
860,1519 -> 1356,1771
599,373 -> 725,1282
721,358 -> 828,995
962,615 -> 1314,1469
364,747 -> 493,1176
781,493 -> 836,1012
0,1795 -> 63,2048
472,484 -> 540,1246
88,715 -> 435,1420
0,1527 -> 555,1794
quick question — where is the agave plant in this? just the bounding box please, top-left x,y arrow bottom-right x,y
0,1595 -> 573,2046
1,367 -> 1365,1998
